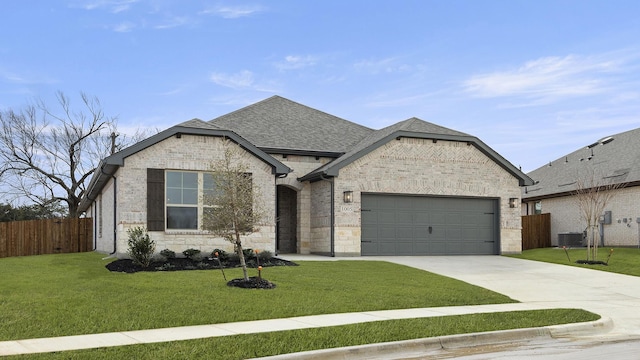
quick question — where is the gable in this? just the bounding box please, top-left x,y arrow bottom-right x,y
78,121 -> 291,213
300,118 -> 533,186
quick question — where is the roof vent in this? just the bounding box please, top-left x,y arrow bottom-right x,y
601,136 -> 614,145
587,141 -> 599,149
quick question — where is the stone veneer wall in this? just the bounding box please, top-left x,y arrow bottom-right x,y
310,179 -> 332,255
108,135 -> 277,257
91,179 -> 116,253
334,137 -> 523,255
274,154 -> 333,255
534,186 -> 640,247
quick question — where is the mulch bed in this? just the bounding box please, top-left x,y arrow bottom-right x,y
105,256 -> 296,289
575,260 -> 608,265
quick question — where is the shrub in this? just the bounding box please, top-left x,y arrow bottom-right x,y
160,249 -> 176,259
257,250 -> 273,261
151,253 -> 167,263
156,263 -> 175,271
182,248 -> 201,260
212,249 -> 229,261
242,248 -> 254,259
127,227 -> 155,267
190,252 -> 205,262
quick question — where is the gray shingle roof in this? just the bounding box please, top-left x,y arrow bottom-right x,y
523,127 -> 640,199
177,118 -> 221,130
209,96 -> 373,154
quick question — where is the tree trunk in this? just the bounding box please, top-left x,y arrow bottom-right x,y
236,239 -> 249,281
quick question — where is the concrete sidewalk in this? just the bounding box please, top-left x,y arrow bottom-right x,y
0,255 -> 636,357
0,303 -> 611,357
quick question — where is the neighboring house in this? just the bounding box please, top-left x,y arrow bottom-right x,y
79,96 -> 532,257
522,127 -> 640,247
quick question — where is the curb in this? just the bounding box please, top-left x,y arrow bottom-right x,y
252,317 -> 613,360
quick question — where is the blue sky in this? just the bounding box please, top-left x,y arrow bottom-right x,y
1,0 -> 639,172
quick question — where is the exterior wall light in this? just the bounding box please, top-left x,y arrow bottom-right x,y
343,191 -> 353,203
509,197 -> 518,208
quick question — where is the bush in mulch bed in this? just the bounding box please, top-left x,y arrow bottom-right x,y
105,256 -> 297,274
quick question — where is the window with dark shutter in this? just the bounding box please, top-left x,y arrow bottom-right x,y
147,168 -> 165,231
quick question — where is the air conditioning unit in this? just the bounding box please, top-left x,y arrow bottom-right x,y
558,232 -> 583,247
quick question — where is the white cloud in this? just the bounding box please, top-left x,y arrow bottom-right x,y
74,0 -> 138,13
353,57 -> 411,74
463,54 -> 622,101
209,70 -> 280,93
111,21 -> 135,32
275,55 -> 318,70
210,70 -> 255,89
154,16 -> 191,29
199,5 -> 265,19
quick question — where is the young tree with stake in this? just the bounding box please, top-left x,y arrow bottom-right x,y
202,142 -> 265,281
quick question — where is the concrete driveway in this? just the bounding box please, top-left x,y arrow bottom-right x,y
375,255 -> 640,339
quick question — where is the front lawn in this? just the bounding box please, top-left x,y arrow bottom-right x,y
0,252 -> 516,341
508,247 -> 640,276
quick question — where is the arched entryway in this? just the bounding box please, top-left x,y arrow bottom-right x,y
276,185 -> 298,254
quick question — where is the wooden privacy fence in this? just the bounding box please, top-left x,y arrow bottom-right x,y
521,213 -> 551,250
0,218 -> 93,258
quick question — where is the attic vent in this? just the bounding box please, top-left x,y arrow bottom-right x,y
559,181 -> 577,187
601,136 -> 614,145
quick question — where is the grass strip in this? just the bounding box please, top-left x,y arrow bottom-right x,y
508,247 -> 640,277
9,309 -> 599,360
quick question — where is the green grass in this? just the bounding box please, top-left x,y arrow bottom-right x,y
11,309 -> 599,360
0,252 -> 602,359
0,252 -> 516,341
508,247 -> 640,276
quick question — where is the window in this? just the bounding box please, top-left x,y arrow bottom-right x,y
149,169 -> 254,231
534,201 -> 542,215
166,171 -> 198,229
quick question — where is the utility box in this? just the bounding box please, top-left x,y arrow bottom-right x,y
558,232 -> 583,247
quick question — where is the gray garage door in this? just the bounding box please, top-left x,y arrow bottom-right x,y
361,194 -> 499,255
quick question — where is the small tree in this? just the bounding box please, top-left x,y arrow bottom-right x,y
574,170 -> 624,261
202,143 -> 265,281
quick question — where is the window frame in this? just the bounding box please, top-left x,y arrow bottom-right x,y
165,171 -> 201,230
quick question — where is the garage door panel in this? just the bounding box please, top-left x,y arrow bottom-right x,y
378,211 -> 396,224
378,242 -> 397,253
396,227 -> 414,240
379,227 -> 396,239
414,211 -> 429,223
431,213 -> 447,225
361,194 -> 498,256
396,211 -> 413,224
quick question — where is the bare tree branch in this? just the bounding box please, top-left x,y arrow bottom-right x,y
0,92 -> 141,217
